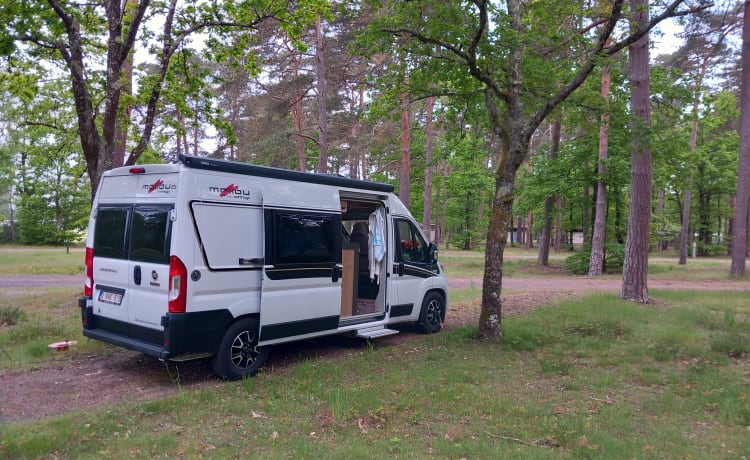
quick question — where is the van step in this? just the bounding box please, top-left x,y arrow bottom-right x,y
355,327 -> 399,339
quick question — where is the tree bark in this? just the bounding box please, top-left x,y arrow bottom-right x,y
589,57 -> 611,276
423,96 -> 436,240
399,92 -> 411,207
315,17 -> 328,173
538,120 -> 561,266
730,0 -> 750,276
622,0 -> 652,302
679,57 -> 710,263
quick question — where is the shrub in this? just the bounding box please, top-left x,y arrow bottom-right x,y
565,243 -> 625,275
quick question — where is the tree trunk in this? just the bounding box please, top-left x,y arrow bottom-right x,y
315,17 -> 328,173
113,0 -> 138,168
538,120 -> 561,266
622,0 -> 652,303
679,59 -> 711,263
399,93 -> 411,207
525,211 -> 534,248
434,164 -> 442,244
731,0 -> 750,276
477,0 -> 530,340
423,96 -> 436,240
554,195 -> 562,252
657,189 -> 667,250
589,58 -> 611,276
581,184 -> 591,244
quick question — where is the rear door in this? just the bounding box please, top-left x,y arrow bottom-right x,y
92,204 -> 173,330
259,209 -> 342,345
92,206 -> 131,323
126,205 -> 173,329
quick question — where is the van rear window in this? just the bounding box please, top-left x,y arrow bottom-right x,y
94,205 -> 172,264
94,207 -> 129,259
129,207 -> 172,264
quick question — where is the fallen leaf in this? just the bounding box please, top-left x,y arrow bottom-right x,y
357,418 -> 369,433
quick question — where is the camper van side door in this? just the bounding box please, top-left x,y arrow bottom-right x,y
259,210 -> 342,345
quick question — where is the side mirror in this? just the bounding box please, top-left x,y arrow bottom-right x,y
428,243 -> 438,264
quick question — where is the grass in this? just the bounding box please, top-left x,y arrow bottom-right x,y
2,245 -> 749,458
441,247 -> 738,281
440,252 -> 566,279
1,290 -> 749,459
0,246 -> 85,276
0,288 -> 107,371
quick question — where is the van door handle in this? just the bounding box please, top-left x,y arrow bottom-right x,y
332,264 -> 341,283
397,262 -> 404,277
134,265 -> 142,285
239,257 -> 264,266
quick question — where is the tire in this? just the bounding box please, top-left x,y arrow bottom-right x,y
418,291 -> 445,334
211,317 -> 269,380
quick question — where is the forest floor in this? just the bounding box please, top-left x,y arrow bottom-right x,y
1,271 -> 749,423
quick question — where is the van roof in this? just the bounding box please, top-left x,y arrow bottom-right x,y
180,155 -> 395,194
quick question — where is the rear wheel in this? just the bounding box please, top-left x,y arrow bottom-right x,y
418,291 -> 445,334
212,317 -> 269,380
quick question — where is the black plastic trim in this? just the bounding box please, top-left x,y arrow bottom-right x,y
80,304 -> 233,359
390,303 -> 414,317
180,154 -> 394,193
260,315 -> 340,342
265,267 -> 335,280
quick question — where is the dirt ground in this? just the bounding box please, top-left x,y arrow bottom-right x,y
1,273 -> 748,424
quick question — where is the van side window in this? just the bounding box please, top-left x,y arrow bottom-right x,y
94,207 -> 129,260
129,207 -> 172,264
395,219 -> 427,264
274,212 -> 335,265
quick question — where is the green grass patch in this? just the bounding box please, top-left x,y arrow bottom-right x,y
440,253 -> 555,279
648,259 -> 735,280
2,290 -> 749,458
0,288 -> 104,371
0,247 -> 85,276
449,284 -> 482,303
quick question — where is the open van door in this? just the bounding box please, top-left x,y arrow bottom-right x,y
258,208 -> 343,345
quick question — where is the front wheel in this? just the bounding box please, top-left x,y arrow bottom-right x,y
212,317 -> 269,380
418,291 -> 445,334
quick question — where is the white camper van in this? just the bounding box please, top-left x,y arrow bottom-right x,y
79,155 -> 449,379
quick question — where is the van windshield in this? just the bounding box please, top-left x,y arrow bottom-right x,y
94,205 -> 172,264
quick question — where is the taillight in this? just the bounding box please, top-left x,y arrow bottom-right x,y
84,247 -> 94,297
168,256 -> 187,313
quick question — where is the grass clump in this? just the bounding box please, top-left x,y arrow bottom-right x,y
0,305 -> 25,326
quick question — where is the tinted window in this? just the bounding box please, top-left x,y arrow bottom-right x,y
275,212 -> 335,265
129,207 -> 172,264
396,219 -> 427,264
94,207 -> 129,259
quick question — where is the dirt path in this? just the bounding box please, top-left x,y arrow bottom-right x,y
1,274 -> 749,424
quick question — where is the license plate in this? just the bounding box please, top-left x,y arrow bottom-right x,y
98,290 -> 123,305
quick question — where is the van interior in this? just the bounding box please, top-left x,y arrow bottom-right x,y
339,198 -> 385,321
